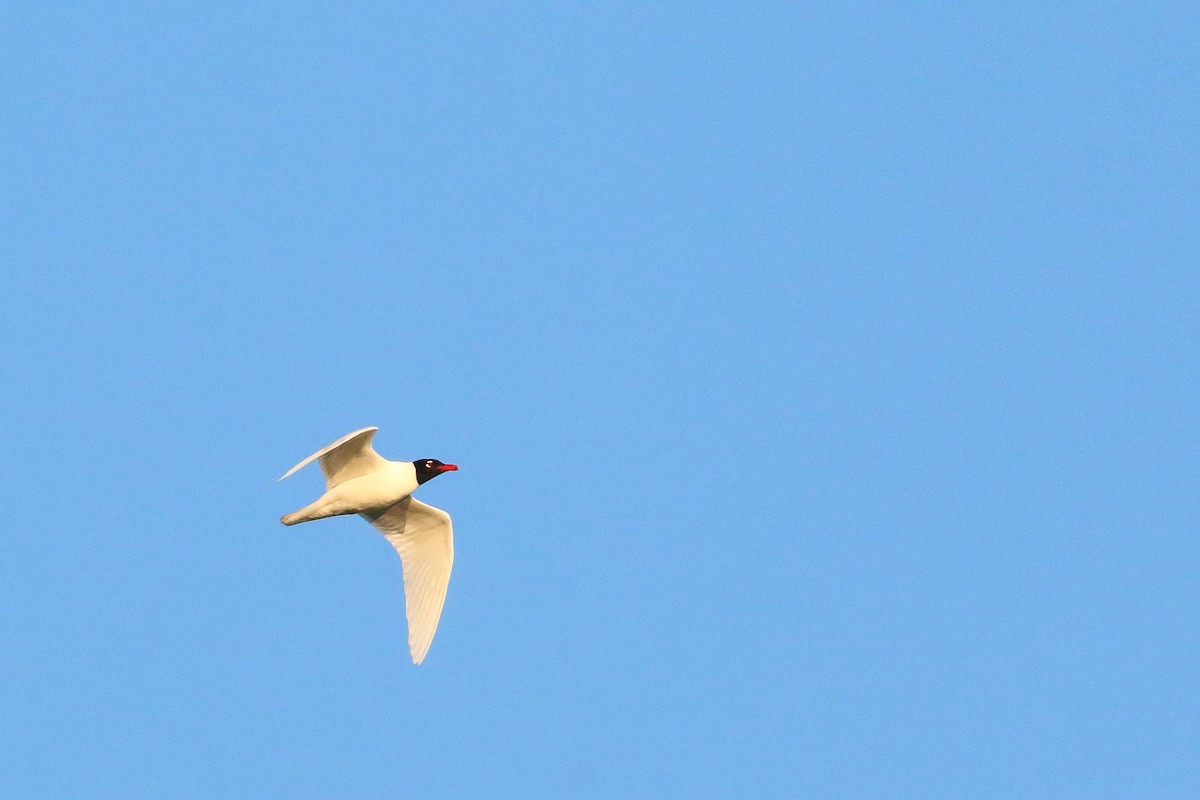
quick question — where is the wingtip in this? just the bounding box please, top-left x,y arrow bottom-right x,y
277,464 -> 303,482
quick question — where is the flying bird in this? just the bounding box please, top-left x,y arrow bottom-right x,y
279,427 -> 458,664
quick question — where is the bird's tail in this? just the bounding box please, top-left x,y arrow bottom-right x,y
280,498 -> 328,526
280,495 -> 351,526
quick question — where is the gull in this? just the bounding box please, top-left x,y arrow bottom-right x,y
279,427 -> 458,664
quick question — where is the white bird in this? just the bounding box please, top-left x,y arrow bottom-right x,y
279,427 -> 458,665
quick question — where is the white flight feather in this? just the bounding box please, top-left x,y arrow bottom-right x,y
363,498 -> 455,665
279,426 -> 388,488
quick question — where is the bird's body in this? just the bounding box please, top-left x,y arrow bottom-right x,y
279,427 -> 458,664
281,460 -> 418,525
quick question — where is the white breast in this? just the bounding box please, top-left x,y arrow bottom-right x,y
327,460 -> 418,512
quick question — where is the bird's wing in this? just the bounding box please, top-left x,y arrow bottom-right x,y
278,427 -> 389,488
362,497 -> 454,665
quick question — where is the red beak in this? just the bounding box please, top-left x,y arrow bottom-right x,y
437,464 -> 459,472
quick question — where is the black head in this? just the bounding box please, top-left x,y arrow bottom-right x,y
414,458 -> 459,485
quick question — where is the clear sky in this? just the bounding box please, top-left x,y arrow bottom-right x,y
2,3 -> 1197,797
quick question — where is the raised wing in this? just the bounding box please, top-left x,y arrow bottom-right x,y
362,497 -> 454,665
279,427 -> 389,488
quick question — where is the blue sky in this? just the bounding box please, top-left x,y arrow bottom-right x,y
2,3 -> 1197,797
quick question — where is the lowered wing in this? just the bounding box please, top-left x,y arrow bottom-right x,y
362,497 -> 454,665
279,426 -> 389,488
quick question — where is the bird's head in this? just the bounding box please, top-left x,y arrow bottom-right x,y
414,458 -> 459,485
